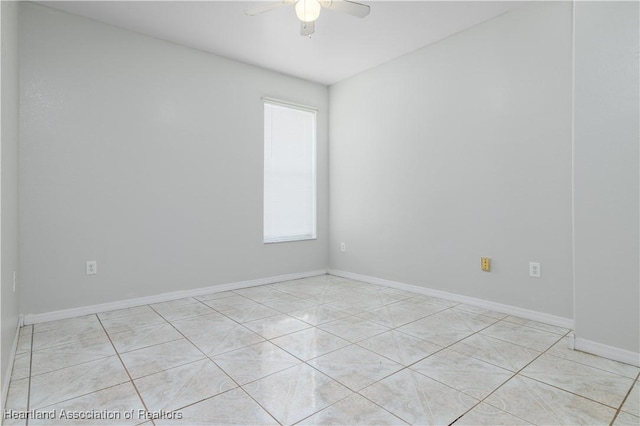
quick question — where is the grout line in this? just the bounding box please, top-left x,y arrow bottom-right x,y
297,313 -> 508,424
19,277 -> 632,426
25,326 -> 34,426
96,313 -> 158,426
448,329 -> 566,425
609,370 -> 640,426
472,329 -> 632,422
148,305 -> 283,425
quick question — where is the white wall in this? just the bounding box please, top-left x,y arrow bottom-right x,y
329,2 -> 574,319
1,0 -> 21,405
574,1 -> 639,356
13,0 -> 640,363
18,3 -> 329,316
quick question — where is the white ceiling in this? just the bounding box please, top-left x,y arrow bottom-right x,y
39,1 -> 526,85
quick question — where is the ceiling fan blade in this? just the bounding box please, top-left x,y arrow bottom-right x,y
319,0 -> 370,18
301,21 -> 315,36
244,0 -> 296,16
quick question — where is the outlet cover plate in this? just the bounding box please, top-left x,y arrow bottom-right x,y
529,262 -> 541,278
86,260 -> 97,275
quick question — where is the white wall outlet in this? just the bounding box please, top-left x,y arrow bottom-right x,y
86,260 -> 97,275
13,271 -> 16,292
529,262 -> 541,278
340,242 -> 346,252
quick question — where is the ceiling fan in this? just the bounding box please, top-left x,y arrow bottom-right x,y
244,0 -> 371,36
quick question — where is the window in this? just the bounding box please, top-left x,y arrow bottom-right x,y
263,99 -> 317,243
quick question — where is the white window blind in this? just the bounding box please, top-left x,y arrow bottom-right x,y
264,100 -> 317,243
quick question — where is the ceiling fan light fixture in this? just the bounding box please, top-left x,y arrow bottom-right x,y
295,0 -> 322,23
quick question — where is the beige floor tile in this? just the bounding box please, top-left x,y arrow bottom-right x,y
135,359 -> 236,412
621,381 -> 640,417
449,333 -> 541,372
31,382 -> 145,425
548,337 -> 640,379
613,411 -> 640,426
109,322 -> 184,353
299,393 -> 407,425
404,294 -> 458,307
10,279 -> 633,426
360,369 -> 478,425
367,291 -> 412,306
170,311 -> 235,336
397,308 -> 496,347
297,289 -> 343,304
318,317 -> 389,343
378,286 -> 415,295
479,320 -> 562,352
101,310 -> 167,335
154,388 -> 277,425
521,353 -> 635,408
324,296 -> 385,314
233,286 -> 285,303
411,348 -> 513,399
194,290 -> 237,302
271,328 -> 350,361
30,356 -> 129,409
222,305 -> 282,323
243,364 -> 351,425
34,315 -> 101,334
178,322 -> 265,357
120,338 -> 205,378
503,316 -> 571,335
97,305 -> 156,322
261,297 -> 318,314
454,402 -> 533,425
243,313 -> 311,339
150,298 -> 216,322
356,302 -> 445,328
201,295 -> 260,312
151,297 -> 203,310
453,304 -> 508,320
288,305 -> 352,326
308,345 -> 402,391
31,334 -> 115,376
19,325 -> 33,338
10,352 -> 31,381
485,375 -> 616,425
268,286 -> 318,299
211,341 -> 301,384
32,323 -> 107,352
1,413 -> 27,426
5,378 -> 29,411
357,330 -> 442,366
16,327 -> 33,354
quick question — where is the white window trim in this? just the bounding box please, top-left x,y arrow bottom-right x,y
263,98 -> 318,244
262,96 -> 318,112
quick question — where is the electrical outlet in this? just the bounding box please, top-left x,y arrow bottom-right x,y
481,257 -> 491,272
529,262 -> 541,278
340,242 -> 346,252
86,260 -> 97,275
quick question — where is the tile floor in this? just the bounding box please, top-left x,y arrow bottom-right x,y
3,275 -> 639,425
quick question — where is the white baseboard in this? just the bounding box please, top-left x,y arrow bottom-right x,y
328,269 -> 574,329
2,319 -> 21,410
23,269 -> 327,325
574,337 -> 640,367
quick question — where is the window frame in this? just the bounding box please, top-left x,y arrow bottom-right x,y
263,97 -> 318,244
